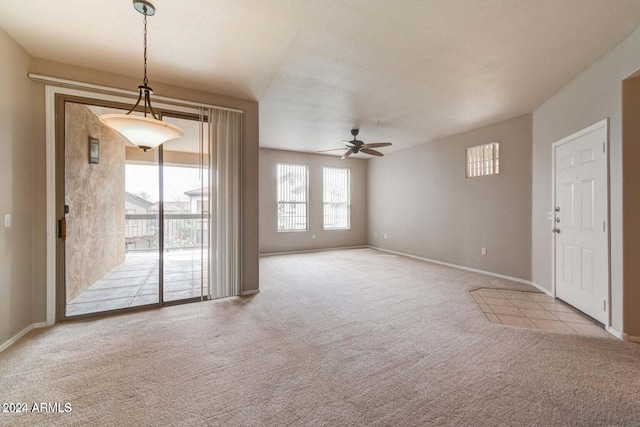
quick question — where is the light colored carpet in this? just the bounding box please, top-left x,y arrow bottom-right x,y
1,248 -> 640,426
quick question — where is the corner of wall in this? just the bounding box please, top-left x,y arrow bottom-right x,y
0,27 -> 36,344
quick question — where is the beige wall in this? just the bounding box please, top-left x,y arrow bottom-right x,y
532,26 -> 640,334
260,148 -> 367,254
27,59 -> 259,323
4,19 -> 639,343
367,114 -> 532,281
0,28 -> 34,345
64,103 -> 126,302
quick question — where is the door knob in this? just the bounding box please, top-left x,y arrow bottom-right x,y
552,228 -> 561,234
555,207 -> 561,212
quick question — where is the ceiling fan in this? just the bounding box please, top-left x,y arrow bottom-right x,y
317,129 -> 392,159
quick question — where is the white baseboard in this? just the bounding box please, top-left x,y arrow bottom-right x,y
260,245 -> 369,257
241,289 -> 260,296
606,326 -> 624,340
529,281 -> 553,297
1,324 -> 32,353
369,246 -> 536,288
0,322 -> 49,353
0,324 -> 33,353
605,327 -> 640,343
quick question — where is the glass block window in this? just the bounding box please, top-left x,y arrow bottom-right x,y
466,142 -> 499,178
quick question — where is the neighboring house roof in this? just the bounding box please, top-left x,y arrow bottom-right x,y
149,202 -> 190,213
125,192 -> 154,209
184,187 -> 209,196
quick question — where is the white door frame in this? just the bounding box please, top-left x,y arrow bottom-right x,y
43,83 -> 223,325
550,118 -> 611,327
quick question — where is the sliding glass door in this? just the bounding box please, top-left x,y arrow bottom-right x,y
57,96 -> 212,319
159,114 -> 210,303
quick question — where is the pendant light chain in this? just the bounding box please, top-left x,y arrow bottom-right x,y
99,1 -> 184,152
143,9 -> 148,86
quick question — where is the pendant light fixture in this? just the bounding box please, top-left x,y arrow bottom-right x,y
99,0 -> 184,152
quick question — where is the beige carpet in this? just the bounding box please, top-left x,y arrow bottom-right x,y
1,248 -> 640,426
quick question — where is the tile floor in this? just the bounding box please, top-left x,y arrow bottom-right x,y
470,288 -> 611,338
66,249 -> 209,317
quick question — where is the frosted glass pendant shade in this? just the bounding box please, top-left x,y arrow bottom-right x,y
99,114 -> 184,151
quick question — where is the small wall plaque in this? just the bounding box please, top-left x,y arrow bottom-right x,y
89,138 -> 99,164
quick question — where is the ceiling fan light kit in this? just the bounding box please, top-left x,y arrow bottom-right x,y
317,129 -> 392,159
99,0 -> 184,152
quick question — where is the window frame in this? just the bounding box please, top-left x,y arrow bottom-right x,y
322,166 -> 351,231
276,162 -> 309,232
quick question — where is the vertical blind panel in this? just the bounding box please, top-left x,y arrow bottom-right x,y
323,167 -> 350,229
214,109 -> 242,298
466,142 -> 500,178
277,163 -> 308,231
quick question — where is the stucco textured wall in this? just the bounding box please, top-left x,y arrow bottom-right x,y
64,103 -> 126,302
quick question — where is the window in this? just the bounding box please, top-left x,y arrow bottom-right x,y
196,200 -> 209,214
466,142 -> 499,178
277,163 -> 308,231
125,209 -> 136,228
125,209 -> 137,238
323,167 -> 350,230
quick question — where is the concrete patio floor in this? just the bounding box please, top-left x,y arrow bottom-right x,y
66,249 -> 209,316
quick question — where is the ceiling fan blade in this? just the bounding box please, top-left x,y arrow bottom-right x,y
361,148 -> 384,157
362,142 -> 392,149
317,148 -> 348,153
342,140 -> 356,146
341,150 -> 353,160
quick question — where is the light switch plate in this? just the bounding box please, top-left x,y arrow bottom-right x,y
4,214 -> 11,228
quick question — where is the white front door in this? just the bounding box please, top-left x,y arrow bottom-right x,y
553,119 -> 609,324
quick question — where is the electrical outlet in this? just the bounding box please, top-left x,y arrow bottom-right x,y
481,248 -> 487,255
4,214 -> 10,228
312,234 -> 316,239
383,233 -> 388,240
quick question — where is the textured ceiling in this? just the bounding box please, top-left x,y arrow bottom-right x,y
2,0 -> 640,156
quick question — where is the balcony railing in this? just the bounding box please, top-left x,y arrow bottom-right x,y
125,213 -> 209,251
